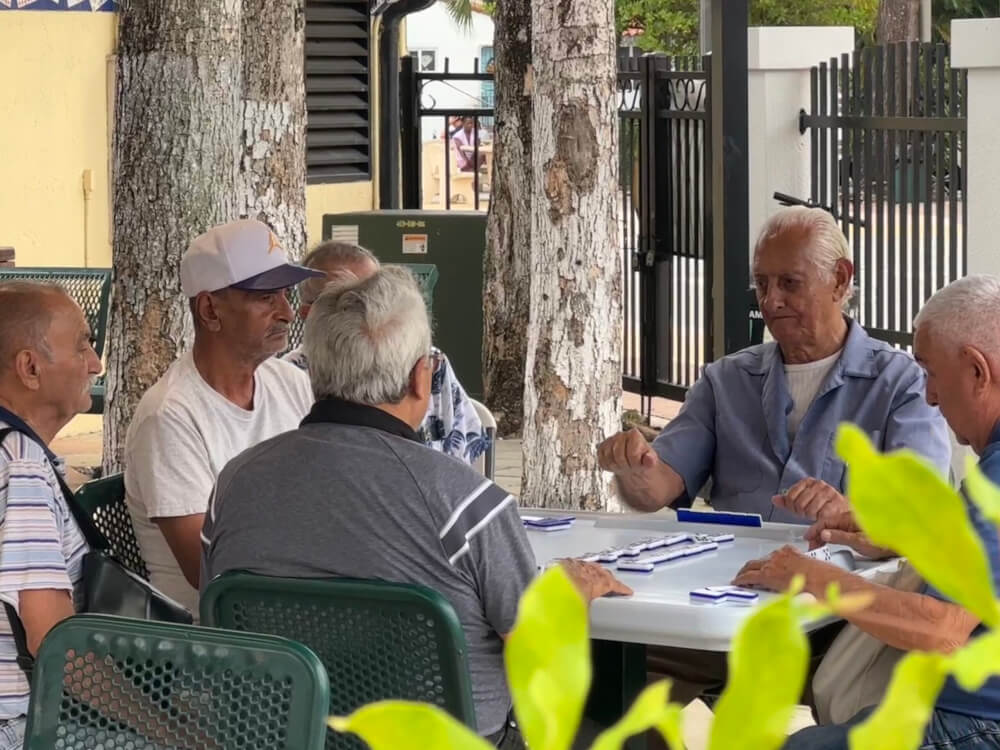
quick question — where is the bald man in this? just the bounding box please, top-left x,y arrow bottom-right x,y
0,282 -> 102,746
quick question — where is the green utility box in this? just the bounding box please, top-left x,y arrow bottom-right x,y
322,210 -> 486,399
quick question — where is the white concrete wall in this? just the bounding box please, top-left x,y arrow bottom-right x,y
747,26 -> 855,247
405,1 -> 495,141
951,19 -> 1000,278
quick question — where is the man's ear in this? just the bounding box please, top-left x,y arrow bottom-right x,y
410,356 -> 431,402
833,258 -> 854,302
13,349 -> 43,392
195,293 -> 224,333
960,345 -> 993,396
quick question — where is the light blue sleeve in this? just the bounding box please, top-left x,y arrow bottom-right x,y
883,365 -> 951,478
651,372 -> 717,506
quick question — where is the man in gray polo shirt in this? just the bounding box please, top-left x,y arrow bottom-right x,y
201,265 -> 630,748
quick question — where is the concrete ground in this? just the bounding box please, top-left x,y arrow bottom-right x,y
53,423 -> 815,748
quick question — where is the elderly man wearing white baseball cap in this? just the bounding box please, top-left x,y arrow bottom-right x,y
123,219 -> 324,618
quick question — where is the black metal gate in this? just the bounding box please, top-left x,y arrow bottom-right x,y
620,51 -> 713,402
800,42 -> 968,348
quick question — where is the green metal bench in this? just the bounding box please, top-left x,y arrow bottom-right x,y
24,614 -> 331,750
75,473 -> 150,580
201,573 -> 477,750
0,267 -> 111,414
285,263 -> 439,353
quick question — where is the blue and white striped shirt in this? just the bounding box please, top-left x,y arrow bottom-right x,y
0,424 -> 87,719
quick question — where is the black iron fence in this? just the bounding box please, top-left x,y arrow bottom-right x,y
400,50 -> 717,402
800,42 -> 967,348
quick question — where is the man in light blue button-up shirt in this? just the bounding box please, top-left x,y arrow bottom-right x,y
599,207 -> 951,527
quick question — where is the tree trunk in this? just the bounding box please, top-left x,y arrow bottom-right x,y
103,0 -> 241,472
521,0 -> 623,510
483,0 -> 533,436
239,0 -> 307,257
877,0 -> 920,43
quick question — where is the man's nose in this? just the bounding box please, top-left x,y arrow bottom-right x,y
276,291 -> 294,320
88,349 -> 103,375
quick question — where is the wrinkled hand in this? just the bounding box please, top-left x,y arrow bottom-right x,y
731,545 -> 814,592
597,428 -> 660,474
772,478 -> 850,521
559,559 -> 634,602
804,511 -> 896,560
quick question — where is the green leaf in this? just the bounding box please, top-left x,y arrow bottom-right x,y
707,593 -> 809,750
589,681 -> 684,750
443,0 -> 474,31
951,629 -> 1000,692
506,566 -> 591,750
963,456 -> 1000,525
836,425 -> 1000,628
847,652 -> 950,750
328,701 -> 492,750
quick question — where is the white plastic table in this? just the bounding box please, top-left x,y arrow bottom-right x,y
520,510 -> 892,747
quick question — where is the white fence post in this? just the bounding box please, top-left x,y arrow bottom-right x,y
747,27 -> 855,244
951,19 -> 1000,277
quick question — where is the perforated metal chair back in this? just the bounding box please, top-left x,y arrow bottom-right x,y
283,264 -> 439,353
23,614 -> 330,750
0,267 -> 112,357
201,573 -> 477,750
74,473 -> 150,580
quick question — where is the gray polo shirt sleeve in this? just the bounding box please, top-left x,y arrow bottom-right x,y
439,479 -> 536,636
651,371 -> 717,503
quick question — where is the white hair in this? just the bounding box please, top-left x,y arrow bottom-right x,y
754,206 -> 856,306
914,275 -> 1000,357
303,265 -> 432,405
300,241 -> 381,305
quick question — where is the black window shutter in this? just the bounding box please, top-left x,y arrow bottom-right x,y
305,0 -> 372,183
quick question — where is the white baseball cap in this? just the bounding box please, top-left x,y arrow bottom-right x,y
180,219 -> 324,297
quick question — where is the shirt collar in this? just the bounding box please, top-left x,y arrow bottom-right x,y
0,405 -> 58,463
981,422 -> 1000,461
300,396 -> 423,444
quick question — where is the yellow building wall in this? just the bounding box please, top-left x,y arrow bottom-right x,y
0,11 -> 116,269
305,181 -> 376,247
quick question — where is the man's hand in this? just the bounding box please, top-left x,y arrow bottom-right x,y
731,545 -> 818,592
559,559 -> 634,602
597,429 -> 681,512
804,511 -> 896,560
772,478 -> 850,521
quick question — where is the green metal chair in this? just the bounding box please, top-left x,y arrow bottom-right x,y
0,267 -> 112,413
23,614 -> 331,750
75,473 -> 150,580
284,263 -> 439,354
201,573 -> 477,749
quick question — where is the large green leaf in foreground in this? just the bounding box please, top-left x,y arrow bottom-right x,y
328,701 -> 492,750
836,425 -> 1000,628
506,565 -> 592,750
708,592 -> 809,750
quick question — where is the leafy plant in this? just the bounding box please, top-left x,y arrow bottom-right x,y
331,423 -> 1000,750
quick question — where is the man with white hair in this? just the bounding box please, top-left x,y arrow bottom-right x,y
599,206 -> 950,526
125,219 -> 324,617
599,206 -> 951,710
284,240 -> 487,463
201,266 -> 632,749
738,274 -> 1000,749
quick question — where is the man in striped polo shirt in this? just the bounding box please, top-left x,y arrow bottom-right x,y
0,282 -> 101,747
202,266 -> 631,749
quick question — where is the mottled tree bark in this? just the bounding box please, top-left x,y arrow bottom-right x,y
103,0 -> 241,472
521,0 -> 622,510
239,0 -> 307,257
483,0 -> 532,436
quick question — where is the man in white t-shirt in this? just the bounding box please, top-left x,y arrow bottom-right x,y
124,219 -> 324,617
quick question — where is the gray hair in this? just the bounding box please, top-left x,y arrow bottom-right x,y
754,206 -> 856,306
303,265 -> 431,405
914,275 -> 1000,357
300,241 -> 381,305
0,282 -> 68,370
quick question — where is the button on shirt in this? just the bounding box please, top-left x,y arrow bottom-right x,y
652,319 -> 951,524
